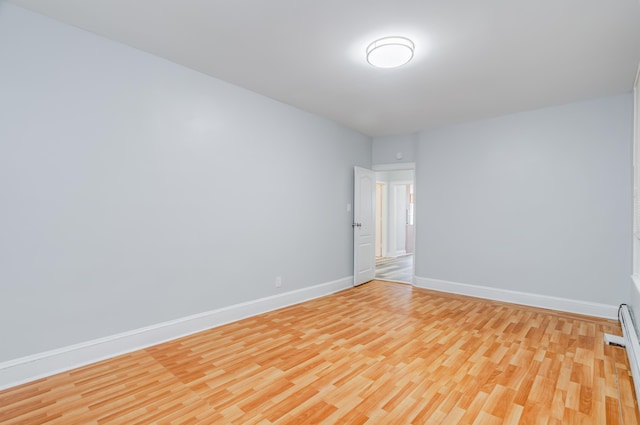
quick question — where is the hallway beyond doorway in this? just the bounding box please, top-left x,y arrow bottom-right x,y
375,254 -> 413,283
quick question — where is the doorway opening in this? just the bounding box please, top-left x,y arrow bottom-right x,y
374,168 -> 415,283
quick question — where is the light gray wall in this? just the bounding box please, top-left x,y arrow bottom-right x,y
415,94 -> 633,306
0,4 -> 371,362
372,133 -> 418,165
376,170 -> 414,183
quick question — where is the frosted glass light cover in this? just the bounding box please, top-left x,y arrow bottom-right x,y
366,36 -> 414,68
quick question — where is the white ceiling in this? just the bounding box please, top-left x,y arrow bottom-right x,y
8,0 -> 640,137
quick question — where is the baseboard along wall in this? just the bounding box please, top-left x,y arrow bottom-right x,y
415,275 -> 640,397
413,276 -> 619,320
1,275 -> 624,391
0,276 -> 353,391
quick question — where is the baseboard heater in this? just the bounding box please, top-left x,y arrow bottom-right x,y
605,304 -> 640,400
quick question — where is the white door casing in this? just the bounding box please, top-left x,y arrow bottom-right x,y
354,166 -> 375,286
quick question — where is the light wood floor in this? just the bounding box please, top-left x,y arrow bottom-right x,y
1,281 -> 638,424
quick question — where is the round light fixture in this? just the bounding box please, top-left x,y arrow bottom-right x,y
366,36 -> 415,68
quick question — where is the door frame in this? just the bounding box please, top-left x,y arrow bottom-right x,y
372,163 -> 416,283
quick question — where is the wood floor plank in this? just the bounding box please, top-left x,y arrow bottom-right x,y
0,281 -> 638,424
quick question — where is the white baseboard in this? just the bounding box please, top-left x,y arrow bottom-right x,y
414,276 -> 618,319
0,276 -> 353,391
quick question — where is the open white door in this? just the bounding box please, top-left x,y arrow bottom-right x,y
354,166 -> 375,286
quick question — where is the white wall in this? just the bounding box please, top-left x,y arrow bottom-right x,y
414,94 -> 633,306
372,133 -> 418,165
0,2 -> 633,370
0,3 -> 371,362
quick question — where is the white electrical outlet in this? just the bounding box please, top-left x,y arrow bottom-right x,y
275,276 -> 282,288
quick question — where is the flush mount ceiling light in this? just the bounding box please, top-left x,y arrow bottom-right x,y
366,36 -> 415,68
